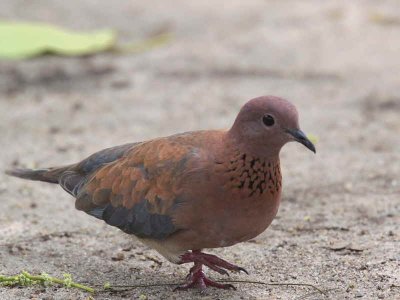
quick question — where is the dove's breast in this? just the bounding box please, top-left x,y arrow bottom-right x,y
167,149 -> 282,252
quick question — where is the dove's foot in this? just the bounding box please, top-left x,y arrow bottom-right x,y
179,250 -> 249,276
174,250 -> 248,292
174,262 -> 236,292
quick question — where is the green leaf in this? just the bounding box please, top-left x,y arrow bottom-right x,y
0,21 -> 116,59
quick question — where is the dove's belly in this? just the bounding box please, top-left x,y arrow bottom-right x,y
209,191 -> 282,247
167,188 -> 282,254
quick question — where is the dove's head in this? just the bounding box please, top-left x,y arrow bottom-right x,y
229,96 -> 316,157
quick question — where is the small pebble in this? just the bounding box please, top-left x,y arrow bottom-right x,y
344,182 -> 353,191
111,252 -> 125,261
355,291 -> 363,298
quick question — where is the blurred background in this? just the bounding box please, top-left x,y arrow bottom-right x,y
0,1 -> 399,299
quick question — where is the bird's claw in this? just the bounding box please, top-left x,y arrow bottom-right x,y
224,283 -> 236,290
180,251 -> 248,276
237,267 -> 249,274
175,269 -> 237,292
206,264 -> 229,276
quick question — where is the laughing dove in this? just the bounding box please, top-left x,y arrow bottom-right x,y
6,95 -> 315,291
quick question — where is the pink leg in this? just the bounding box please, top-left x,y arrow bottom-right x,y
180,250 -> 248,275
174,250 -> 248,292
174,262 -> 236,292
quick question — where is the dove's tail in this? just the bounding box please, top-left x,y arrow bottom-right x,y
5,167 -> 69,184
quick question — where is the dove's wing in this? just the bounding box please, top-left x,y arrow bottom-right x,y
73,137 -> 200,240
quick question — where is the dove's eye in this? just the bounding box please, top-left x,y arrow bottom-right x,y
262,114 -> 275,127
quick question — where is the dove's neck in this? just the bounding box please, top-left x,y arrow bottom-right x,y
217,132 -> 282,198
225,130 -> 282,161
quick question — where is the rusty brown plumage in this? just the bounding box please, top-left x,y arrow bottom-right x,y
76,137 -> 200,214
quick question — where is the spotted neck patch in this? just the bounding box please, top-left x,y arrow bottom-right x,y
217,151 -> 282,197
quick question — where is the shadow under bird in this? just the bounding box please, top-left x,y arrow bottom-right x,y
6,95 -> 315,291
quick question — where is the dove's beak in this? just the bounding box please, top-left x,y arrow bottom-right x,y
286,129 -> 316,153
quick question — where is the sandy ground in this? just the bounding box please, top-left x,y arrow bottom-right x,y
0,1 -> 399,299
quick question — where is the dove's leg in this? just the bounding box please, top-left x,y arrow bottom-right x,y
179,250 -> 248,275
174,250 -> 248,291
174,262 -> 235,292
